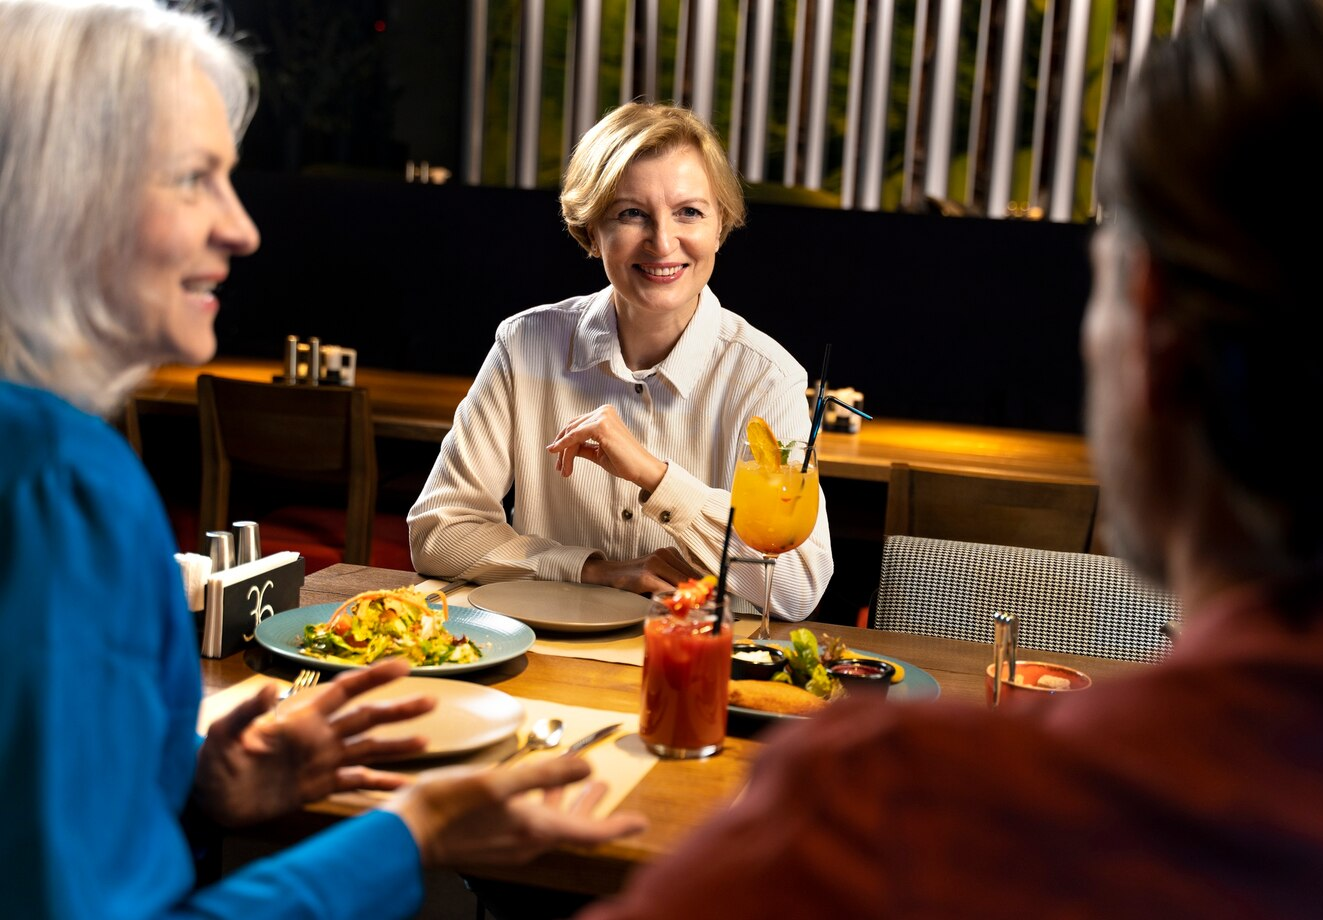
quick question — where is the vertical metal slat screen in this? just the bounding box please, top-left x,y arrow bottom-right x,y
462,0 -> 1190,223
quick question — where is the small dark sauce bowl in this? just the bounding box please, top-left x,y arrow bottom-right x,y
730,642 -> 788,681
827,658 -> 896,699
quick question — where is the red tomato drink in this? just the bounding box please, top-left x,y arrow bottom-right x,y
640,605 -> 732,759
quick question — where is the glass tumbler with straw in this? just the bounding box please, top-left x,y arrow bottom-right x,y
730,437 -> 820,640
639,510 -> 737,760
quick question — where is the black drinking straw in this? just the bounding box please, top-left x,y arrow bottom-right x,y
713,507 -> 736,634
804,344 -> 833,472
803,343 -> 874,471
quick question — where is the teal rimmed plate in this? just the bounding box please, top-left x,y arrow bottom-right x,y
254,603 -> 535,675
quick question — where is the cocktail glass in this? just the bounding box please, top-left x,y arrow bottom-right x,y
730,439 -> 819,640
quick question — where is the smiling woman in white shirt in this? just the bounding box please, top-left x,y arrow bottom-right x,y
408,101 -> 832,620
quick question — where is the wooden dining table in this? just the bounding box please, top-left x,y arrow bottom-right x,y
136,357 -> 1095,484
202,562 -> 1146,897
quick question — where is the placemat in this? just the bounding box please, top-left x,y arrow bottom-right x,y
199,676 -> 655,818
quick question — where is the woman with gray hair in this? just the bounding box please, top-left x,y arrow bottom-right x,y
0,3 -> 642,917
410,101 -> 833,620
0,0 -> 257,413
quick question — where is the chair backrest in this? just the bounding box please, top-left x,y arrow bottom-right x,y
885,462 -> 1102,553
196,374 -> 378,564
872,534 -> 1182,663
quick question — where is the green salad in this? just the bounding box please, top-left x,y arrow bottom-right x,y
772,628 -> 845,700
301,586 -> 484,667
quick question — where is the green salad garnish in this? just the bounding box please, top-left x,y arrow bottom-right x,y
301,586 -> 484,667
772,627 -> 843,700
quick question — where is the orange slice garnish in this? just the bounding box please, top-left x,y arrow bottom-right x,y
746,416 -> 782,472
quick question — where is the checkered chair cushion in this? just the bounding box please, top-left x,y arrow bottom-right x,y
872,535 -> 1182,663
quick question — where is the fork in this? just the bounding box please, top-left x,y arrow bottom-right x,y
280,668 -> 320,701
425,578 -> 468,604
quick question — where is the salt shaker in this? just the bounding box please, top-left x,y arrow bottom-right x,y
233,521 -> 261,565
283,335 -> 299,383
206,530 -> 234,574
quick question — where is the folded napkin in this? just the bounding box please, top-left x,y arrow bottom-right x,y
174,552 -> 211,612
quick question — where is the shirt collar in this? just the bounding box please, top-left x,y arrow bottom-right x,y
570,285 -> 721,400
571,287 -> 620,373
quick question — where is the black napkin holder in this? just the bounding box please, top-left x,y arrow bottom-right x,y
201,552 -> 305,659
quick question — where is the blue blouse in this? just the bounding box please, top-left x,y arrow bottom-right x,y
0,381 -> 423,919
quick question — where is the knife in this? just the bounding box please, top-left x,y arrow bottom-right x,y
560,723 -> 622,758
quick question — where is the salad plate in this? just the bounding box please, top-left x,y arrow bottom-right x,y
728,642 -> 940,722
254,603 -> 535,675
465,581 -> 653,633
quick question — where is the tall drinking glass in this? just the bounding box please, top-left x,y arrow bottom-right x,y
639,593 -> 732,759
730,439 -> 820,639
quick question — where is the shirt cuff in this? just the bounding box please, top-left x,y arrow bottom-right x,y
639,462 -> 709,530
537,545 -> 603,583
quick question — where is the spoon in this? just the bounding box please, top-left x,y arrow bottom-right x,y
499,717 -> 564,765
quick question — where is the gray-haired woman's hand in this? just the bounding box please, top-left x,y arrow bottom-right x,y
194,658 -> 434,828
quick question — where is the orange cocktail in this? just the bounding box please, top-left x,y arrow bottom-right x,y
640,595 -> 732,759
729,451 -> 820,554
730,429 -> 820,640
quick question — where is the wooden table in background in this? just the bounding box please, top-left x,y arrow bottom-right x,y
133,356 -> 469,443
138,358 -> 1095,484
202,564 -> 1144,896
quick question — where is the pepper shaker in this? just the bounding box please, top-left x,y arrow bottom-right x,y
991,610 -> 1019,708
206,530 -> 234,574
233,521 -> 261,565
307,336 -> 321,385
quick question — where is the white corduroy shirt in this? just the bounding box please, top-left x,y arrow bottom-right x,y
408,285 -> 833,620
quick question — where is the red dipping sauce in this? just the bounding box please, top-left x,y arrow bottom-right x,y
827,657 -> 895,697
833,662 -> 883,676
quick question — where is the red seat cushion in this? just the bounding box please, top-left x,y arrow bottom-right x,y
174,505 -> 415,575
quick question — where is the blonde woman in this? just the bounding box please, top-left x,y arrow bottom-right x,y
410,102 -> 833,620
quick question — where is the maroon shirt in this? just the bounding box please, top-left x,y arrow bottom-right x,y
579,583 -> 1323,918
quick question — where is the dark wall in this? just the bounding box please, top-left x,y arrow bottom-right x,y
219,171 -> 1093,434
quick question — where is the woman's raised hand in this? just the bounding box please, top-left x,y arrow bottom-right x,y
546,404 -> 668,493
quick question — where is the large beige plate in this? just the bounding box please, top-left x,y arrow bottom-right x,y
466,581 -> 653,633
339,675 -> 524,758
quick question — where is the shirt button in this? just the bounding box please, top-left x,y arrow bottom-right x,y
621,509 -> 634,521
634,383 -> 643,394
660,511 -> 672,524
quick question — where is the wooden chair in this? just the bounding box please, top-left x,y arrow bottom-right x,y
871,535 -> 1181,663
884,462 -> 1102,553
196,374 -> 412,572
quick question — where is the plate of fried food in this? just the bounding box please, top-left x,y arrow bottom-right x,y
727,628 -> 940,720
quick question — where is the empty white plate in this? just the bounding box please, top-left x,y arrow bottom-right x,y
343,676 -> 524,758
466,581 -> 654,633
